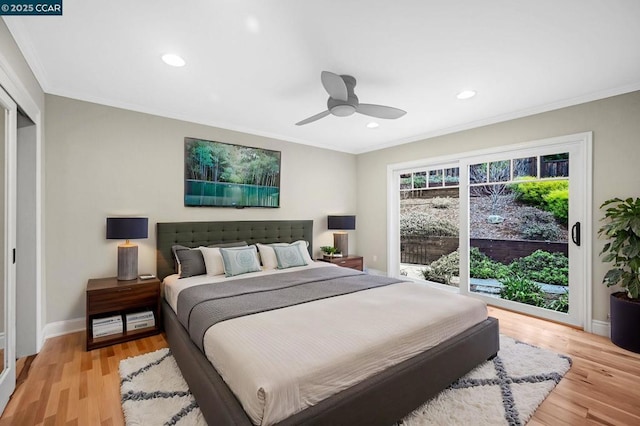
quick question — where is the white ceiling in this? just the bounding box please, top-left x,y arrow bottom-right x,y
5,0 -> 640,154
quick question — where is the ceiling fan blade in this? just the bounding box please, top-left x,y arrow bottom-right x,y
356,103 -> 407,119
321,71 -> 348,102
295,110 -> 331,126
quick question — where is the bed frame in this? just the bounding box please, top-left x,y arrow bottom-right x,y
157,220 -> 500,426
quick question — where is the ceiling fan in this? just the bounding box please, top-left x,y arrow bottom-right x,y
295,71 -> 406,126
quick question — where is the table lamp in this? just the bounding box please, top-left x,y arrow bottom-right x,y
327,215 -> 356,257
106,217 -> 148,280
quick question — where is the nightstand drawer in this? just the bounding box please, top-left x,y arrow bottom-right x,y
88,285 -> 158,313
319,255 -> 364,271
332,258 -> 361,269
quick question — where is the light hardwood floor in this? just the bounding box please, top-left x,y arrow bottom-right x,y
1,307 -> 640,425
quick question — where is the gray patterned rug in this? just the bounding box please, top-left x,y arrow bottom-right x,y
119,335 -> 571,426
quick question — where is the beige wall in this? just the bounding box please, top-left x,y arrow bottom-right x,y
356,90 -> 640,323
45,95 -> 356,323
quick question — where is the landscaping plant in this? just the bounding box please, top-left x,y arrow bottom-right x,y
421,250 -> 459,285
400,211 -> 458,237
499,275 -> 546,307
511,178 -> 569,224
469,247 -> 510,279
519,208 -> 564,241
509,250 -> 569,286
546,292 -> 569,313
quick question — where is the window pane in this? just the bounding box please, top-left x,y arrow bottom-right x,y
541,153 -> 569,178
469,163 -> 487,184
444,167 -> 460,186
489,160 -> 510,183
413,171 -> 427,188
400,188 -> 460,286
513,157 -> 537,179
400,173 -> 412,189
428,170 -> 443,187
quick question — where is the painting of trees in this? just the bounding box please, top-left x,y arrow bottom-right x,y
184,138 -> 281,207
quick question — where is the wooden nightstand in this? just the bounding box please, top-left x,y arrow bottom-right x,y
86,276 -> 161,351
318,255 -> 364,271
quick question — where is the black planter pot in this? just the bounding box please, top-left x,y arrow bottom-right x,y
610,292 -> 640,353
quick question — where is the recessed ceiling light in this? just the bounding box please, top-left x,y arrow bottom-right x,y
162,54 -> 185,67
366,122 -> 379,129
245,16 -> 260,33
456,90 -> 476,100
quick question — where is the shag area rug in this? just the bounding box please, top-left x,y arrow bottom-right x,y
119,335 -> 571,426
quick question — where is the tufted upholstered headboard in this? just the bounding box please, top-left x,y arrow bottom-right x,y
156,220 -> 313,280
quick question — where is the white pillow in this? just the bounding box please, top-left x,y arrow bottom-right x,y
199,246 -> 225,276
257,241 -> 313,270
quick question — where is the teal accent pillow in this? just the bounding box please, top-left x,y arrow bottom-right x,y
219,246 -> 262,277
273,245 -> 308,269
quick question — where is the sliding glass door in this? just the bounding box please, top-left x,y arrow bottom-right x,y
391,133 -> 591,328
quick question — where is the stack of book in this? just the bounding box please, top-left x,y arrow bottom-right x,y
92,315 -> 123,338
126,311 -> 155,332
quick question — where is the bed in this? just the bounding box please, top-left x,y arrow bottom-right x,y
157,220 -> 499,426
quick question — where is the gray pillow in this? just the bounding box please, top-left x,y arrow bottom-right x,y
273,245 -> 308,269
208,241 -> 248,248
172,241 -> 248,274
219,246 -> 261,277
172,245 -> 206,278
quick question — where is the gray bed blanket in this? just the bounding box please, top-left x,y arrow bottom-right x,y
177,266 -> 403,351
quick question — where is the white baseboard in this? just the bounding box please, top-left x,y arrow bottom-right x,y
0,332 -> 4,350
591,319 -> 610,337
38,313 -> 612,344
42,317 -> 85,342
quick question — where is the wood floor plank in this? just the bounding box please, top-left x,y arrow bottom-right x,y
2,308 -> 640,425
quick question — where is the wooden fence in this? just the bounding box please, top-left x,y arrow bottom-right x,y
401,236 -> 458,264
401,236 -> 568,265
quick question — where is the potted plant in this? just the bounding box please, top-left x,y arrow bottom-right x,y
599,197 -> 640,353
320,246 -> 339,259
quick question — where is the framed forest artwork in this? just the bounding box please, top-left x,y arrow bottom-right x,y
184,137 -> 281,208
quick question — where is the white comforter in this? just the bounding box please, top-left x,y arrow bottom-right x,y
164,264 -> 487,425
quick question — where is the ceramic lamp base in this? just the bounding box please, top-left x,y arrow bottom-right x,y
117,244 -> 138,281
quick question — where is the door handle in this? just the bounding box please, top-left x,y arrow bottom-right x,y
571,222 -> 581,246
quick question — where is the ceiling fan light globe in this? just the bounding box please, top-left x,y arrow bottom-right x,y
331,104 -> 356,117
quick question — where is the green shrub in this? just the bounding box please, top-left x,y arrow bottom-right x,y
445,175 -> 460,185
422,250 -> 459,284
511,179 -> 568,207
545,292 -> 569,313
511,179 -> 569,225
509,250 -> 569,286
429,197 -> 456,209
412,174 -> 426,188
429,173 -> 443,185
519,208 -> 564,241
469,247 -> 510,279
543,188 -> 569,223
499,275 -> 546,307
400,212 -> 458,237
521,222 -> 563,241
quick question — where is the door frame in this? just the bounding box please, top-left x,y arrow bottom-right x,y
0,40 -> 45,353
387,132 -> 593,331
0,85 -> 17,411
